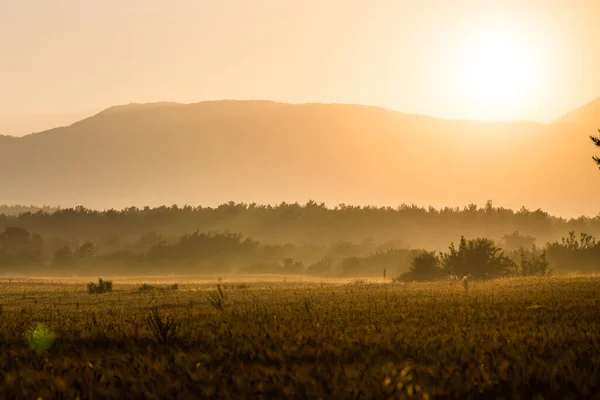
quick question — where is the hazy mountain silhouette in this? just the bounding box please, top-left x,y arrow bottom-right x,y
0,100 -> 598,217
556,98 -> 600,127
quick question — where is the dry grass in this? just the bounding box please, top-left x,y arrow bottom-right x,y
0,275 -> 599,398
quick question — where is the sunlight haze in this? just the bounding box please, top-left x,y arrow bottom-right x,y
2,0 -> 600,135
1,2 -> 600,397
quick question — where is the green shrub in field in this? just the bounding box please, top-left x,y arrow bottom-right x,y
87,278 -> 113,294
26,323 -> 55,352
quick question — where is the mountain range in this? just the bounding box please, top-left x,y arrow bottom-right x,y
1,99 -> 599,217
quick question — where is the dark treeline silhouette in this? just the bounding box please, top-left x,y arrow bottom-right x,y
0,202 -> 599,277
402,236 -> 551,281
0,205 -> 58,216
546,232 -> 600,274
0,225 -> 418,277
1,201 -> 599,253
0,225 -> 597,278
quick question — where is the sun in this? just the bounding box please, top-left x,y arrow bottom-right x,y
455,23 -> 538,120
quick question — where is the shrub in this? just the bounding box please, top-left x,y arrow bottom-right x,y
306,256 -> 334,276
441,236 -> 517,279
545,231 -> 600,273
139,282 -> 178,292
0,227 -> 45,267
338,257 -> 362,277
282,258 -> 306,274
147,307 -> 180,344
138,283 -> 155,292
52,246 -> 76,266
207,284 -> 226,312
401,251 -> 445,281
519,246 -> 550,276
87,278 -> 113,294
502,231 -> 536,252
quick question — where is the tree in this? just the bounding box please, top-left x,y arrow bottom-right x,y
281,258 -> 305,274
502,231 -> 536,252
52,246 -> 75,266
592,130 -> 600,167
401,251 -> 444,281
546,231 -> 600,273
0,227 -> 45,267
306,256 -> 333,276
441,236 -> 517,279
518,246 -> 550,276
75,241 -> 96,261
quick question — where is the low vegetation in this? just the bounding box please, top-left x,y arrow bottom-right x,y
0,276 -> 598,398
1,201 -> 600,276
401,236 -> 552,282
138,282 -> 178,292
86,278 -> 113,294
1,222 -> 599,278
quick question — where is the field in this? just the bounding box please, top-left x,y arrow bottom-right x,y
0,275 -> 599,399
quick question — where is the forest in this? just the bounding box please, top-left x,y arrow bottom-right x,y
1,202 -> 599,278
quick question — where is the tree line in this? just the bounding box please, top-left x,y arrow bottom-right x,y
1,225 -> 599,278
1,201 -> 599,254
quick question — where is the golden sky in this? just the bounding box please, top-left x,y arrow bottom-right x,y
1,0 -> 599,136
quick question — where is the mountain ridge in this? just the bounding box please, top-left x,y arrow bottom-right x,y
555,97 -> 600,126
3,96 -> 599,140
0,99 -> 598,217
2,99 -> 556,140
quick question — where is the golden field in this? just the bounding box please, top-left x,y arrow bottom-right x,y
0,275 -> 599,399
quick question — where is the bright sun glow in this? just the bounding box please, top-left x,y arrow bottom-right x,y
455,22 -> 539,120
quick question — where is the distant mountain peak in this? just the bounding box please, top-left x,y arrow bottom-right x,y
555,97 -> 600,126
0,98 -> 598,217
98,102 -> 182,115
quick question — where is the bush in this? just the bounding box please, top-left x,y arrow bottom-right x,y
139,283 -> 178,292
306,256 -> 334,276
138,283 -> 155,292
442,236 -> 517,279
282,258 -> 306,274
546,231 -> 600,273
0,227 -> 45,267
519,246 -> 550,276
207,284 -> 226,312
502,231 -> 536,252
147,307 -> 180,344
87,278 -> 113,294
52,246 -> 76,266
337,257 -> 362,277
400,251 -> 445,281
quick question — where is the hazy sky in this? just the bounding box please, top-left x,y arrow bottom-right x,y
1,0 -> 599,136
